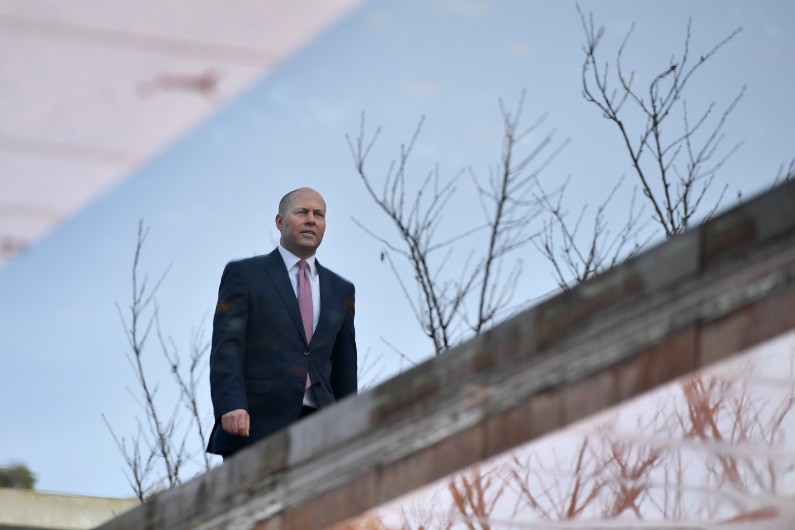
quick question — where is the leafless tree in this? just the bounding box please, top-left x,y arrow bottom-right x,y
673,369 -> 795,515
157,314 -> 212,471
532,175 -> 648,290
447,465 -> 506,529
103,220 -> 212,501
505,437 -> 608,521
352,7 -> 758,353
535,7 -> 748,291
347,93 -> 565,355
578,5 -> 743,239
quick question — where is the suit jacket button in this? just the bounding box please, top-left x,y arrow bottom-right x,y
304,351 -> 310,356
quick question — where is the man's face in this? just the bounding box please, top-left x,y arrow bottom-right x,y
276,189 -> 327,259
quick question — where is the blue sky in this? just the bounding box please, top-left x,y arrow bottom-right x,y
1,0 -> 794,498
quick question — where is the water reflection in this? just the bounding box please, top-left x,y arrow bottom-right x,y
334,332 -> 795,529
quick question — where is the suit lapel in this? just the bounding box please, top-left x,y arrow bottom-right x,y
263,249 -> 309,346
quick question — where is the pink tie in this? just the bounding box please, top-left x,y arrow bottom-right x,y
298,260 -> 313,390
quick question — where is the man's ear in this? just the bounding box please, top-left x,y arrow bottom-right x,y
275,213 -> 283,230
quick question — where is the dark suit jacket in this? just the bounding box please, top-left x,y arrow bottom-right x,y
206,249 -> 357,456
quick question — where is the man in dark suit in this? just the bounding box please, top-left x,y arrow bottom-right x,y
207,187 -> 357,458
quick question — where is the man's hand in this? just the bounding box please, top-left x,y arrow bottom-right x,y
221,409 -> 250,437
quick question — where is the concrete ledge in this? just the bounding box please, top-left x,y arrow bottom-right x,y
0,488 -> 136,530
97,180 -> 795,530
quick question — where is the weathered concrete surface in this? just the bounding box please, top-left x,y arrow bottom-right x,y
0,488 -> 136,530
96,180 -> 795,530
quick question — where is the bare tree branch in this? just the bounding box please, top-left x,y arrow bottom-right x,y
348,96 -> 564,355
105,219 -> 213,500
578,4 -> 743,237
533,175 -> 649,290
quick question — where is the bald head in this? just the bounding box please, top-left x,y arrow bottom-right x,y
275,187 -> 327,259
278,187 -> 325,217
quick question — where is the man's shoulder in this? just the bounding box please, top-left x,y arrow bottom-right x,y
223,251 -> 278,273
229,249 -> 279,266
317,262 -> 355,290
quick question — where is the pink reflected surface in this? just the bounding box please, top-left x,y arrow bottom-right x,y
335,331 -> 795,529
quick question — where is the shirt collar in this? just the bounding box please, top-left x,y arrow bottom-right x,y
277,245 -> 317,277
